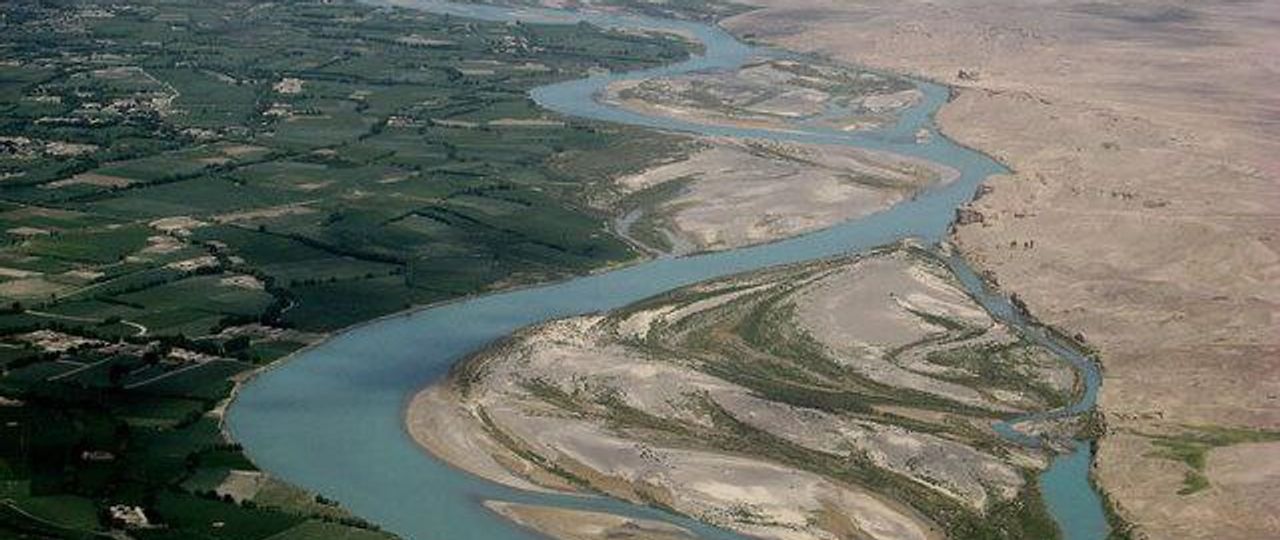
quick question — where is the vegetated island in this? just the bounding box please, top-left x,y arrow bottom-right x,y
603,57 -> 923,134
410,244 -> 1082,540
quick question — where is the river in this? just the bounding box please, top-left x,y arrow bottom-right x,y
226,1 -> 1108,539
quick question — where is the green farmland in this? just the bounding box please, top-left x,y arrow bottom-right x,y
0,0 -> 694,537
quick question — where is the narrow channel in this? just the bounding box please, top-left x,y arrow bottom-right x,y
227,1 -> 1109,539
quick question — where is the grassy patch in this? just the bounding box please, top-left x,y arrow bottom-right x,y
1144,425 -> 1280,495
10,495 -> 102,531
143,491 -> 302,540
266,520 -> 395,540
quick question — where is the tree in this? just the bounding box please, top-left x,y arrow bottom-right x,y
223,335 -> 251,353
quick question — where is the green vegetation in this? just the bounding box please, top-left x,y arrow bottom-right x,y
700,398 -> 1059,540
1143,425 -> 1280,495
674,259 -> 1028,424
613,175 -> 695,252
673,274 -> 1064,538
924,339 -> 1075,410
616,57 -> 917,131
0,0 -> 696,536
266,520 -> 398,540
1097,478 -> 1138,540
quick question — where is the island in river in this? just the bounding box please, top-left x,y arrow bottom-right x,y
468,0 -> 1280,537
411,244 -> 1078,540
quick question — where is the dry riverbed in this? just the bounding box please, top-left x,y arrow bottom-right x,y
408,245 -> 1077,540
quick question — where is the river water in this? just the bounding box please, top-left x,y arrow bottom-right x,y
227,1 -> 1108,539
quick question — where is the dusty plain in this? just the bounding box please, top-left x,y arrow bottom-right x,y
719,1 -> 1280,538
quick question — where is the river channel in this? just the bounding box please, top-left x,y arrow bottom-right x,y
227,1 -> 1109,539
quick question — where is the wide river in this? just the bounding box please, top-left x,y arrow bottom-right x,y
227,1 -> 1109,539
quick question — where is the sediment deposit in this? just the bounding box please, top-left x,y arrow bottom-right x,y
409,246 -> 1076,539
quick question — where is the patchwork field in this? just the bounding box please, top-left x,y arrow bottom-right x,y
0,0 -> 700,537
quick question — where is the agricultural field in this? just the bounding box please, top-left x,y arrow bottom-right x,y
0,0 -> 695,537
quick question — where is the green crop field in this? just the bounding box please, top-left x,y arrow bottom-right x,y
0,0 -> 695,536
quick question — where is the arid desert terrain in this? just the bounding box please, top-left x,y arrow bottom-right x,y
721,1 -> 1280,538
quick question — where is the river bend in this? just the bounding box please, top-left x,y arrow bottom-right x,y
227,1 -> 1108,539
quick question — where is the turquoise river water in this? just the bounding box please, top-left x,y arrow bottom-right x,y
227,1 -> 1109,539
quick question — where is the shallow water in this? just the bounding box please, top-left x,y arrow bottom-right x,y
228,2 -> 1107,538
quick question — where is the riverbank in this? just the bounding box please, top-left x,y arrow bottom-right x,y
484,501 -> 697,540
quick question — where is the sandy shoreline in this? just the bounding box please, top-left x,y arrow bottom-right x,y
484,501 -> 697,540
406,381 -> 575,494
